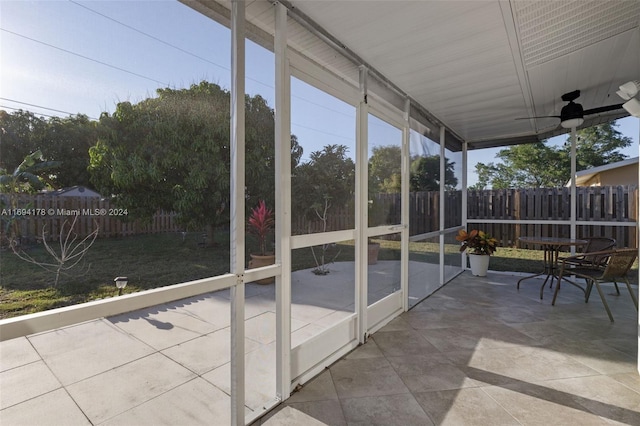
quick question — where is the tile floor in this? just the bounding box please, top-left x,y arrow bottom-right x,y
259,272 -> 640,426
1,270 -> 638,425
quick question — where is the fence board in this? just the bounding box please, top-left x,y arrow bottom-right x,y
1,195 -> 178,243
4,186 -> 637,247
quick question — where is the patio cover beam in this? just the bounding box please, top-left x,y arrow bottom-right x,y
229,1 -> 246,424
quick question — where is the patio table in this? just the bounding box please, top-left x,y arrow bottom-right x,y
517,236 -> 587,300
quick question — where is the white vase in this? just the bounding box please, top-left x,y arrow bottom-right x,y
468,253 -> 490,276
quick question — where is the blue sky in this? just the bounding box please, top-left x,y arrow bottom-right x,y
1,0 -> 638,187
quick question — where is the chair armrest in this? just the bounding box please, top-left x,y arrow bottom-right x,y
558,249 -> 614,271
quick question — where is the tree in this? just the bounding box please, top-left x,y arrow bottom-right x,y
1,110 -> 47,174
292,144 -> 355,222
0,150 -> 61,244
473,122 -> 632,189
0,150 -> 61,195
0,110 -> 97,190
569,122 -> 631,169
369,145 -> 401,193
410,155 -> 458,191
43,115 -> 97,188
89,81 -> 301,239
11,216 -> 99,287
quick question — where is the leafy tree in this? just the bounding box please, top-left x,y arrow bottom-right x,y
410,155 -> 458,191
43,115 -> 97,188
569,123 -> 631,169
88,81 -> 301,239
1,150 -> 61,243
0,150 -> 61,194
473,122 -> 632,189
0,110 -> 97,190
292,144 -> 355,222
0,110 -> 48,174
369,145 -> 401,193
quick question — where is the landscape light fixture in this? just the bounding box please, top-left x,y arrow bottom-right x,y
114,276 -> 128,296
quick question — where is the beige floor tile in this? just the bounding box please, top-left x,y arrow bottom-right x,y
109,304 -> 222,350
464,345 -> 600,382
414,388 -> 519,425
245,311 -> 306,345
0,336 -> 40,372
101,378 -> 233,426
330,357 -> 410,399
66,352 -> 196,424
344,339 -> 384,360
542,375 -> 640,425
28,319 -> 154,385
0,360 -> 61,409
483,381 -> 611,425
371,329 -> 440,357
162,328 -> 260,375
261,405 -> 329,426
287,370 -> 338,403
0,388 -> 91,426
203,343 -> 277,411
387,355 -> 482,392
341,394 -> 433,426
608,372 -> 640,393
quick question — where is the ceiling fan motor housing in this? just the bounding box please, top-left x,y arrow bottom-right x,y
561,101 -> 584,122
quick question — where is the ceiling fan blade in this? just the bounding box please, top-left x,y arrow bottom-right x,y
583,104 -> 624,116
515,115 -> 561,120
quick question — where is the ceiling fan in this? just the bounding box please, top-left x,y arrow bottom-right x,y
518,90 -> 623,129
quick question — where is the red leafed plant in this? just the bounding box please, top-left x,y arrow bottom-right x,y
248,200 -> 274,255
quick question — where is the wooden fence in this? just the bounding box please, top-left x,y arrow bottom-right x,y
4,186 -> 638,247
2,194 -> 179,243
468,186 -> 638,248
293,186 -> 638,247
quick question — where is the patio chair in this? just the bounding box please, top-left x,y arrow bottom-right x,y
553,248 -> 638,322
557,237 -> 617,291
559,237 -> 616,267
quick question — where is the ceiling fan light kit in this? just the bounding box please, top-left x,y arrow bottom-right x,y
616,80 -> 640,101
617,80 -> 640,118
622,98 -> 640,118
560,117 -> 584,129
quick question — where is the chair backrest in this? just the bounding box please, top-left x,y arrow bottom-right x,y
583,237 -> 616,253
583,237 -> 616,266
601,248 -> 638,280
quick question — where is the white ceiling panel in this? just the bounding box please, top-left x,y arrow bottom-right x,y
185,0 -> 640,150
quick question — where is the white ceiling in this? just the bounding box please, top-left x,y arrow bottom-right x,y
185,0 -> 640,150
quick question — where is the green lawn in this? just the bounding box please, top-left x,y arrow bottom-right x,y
1,233 -> 635,318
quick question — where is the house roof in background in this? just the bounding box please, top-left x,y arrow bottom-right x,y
574,156 -> 639,186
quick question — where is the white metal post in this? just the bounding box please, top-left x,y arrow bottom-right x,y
401,98 -> 410,312
274,1 -> 292,401
570,127 -> 577,255
462,140 -> 468,268
230,1 -> 246,424
439,126 -> 446,284
356,66 -> 369,343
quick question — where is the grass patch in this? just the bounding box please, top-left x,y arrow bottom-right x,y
1,233 -> 635,319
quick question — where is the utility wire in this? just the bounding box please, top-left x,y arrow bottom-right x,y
1,28 -> 169,86
67,0 -> 354,120
68,0 -> 228,74
0,105 -> 58,119
0,98 -> 98,120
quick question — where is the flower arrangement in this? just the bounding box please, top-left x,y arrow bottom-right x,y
456,229 -> 498,255
248,200 -> 274,256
